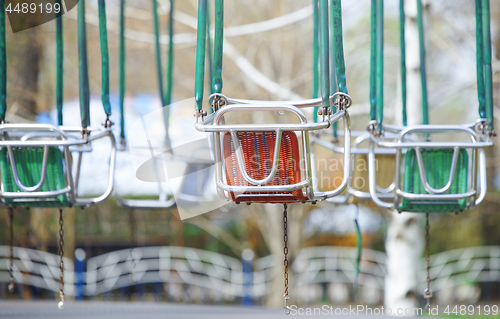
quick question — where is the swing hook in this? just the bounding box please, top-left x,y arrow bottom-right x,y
104,114 -> 114,129
331,92 -> 352,111
424,288 -> 433,312
367,120 -> 382,137
194,109 -> 207,122
209,93 -> 228,112
283,294 -> 291,315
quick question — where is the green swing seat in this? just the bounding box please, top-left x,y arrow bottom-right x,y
398,148 -> 469,213
0,147 -> 72,207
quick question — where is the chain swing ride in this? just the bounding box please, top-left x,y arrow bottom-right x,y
194,0 -> 353,313
0,0 -> 117,308
366,0 -> 495,311
0,0 -> 496,311
115,0 -> 216,211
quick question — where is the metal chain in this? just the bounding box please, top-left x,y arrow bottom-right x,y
424,213 -> 432,312
283,204 -> 290,315
58,209 -> 65,310
8,207 -> 14,293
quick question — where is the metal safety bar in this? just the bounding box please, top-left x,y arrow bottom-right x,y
0,123 -> 116,207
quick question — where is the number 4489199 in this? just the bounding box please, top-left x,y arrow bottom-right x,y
6,2 -> 62,14
444,305 -> 499,316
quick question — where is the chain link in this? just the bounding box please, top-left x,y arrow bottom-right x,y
424,213 -> 432,312
283,204 -> 290,315
8,207 -> 14,293
58,209 -> 65,310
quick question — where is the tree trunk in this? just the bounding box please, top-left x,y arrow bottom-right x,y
384,0 -> 426,312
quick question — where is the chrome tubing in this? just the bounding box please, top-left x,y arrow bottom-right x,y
367,121 -> 492,211
313,113 -> 351,200
0,124 -> 116,207
197,103 -> 350,202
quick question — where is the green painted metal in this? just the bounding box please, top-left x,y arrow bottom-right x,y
165,0 -> 175,107
212,0 -> 224,94
399,149 -> 469,213
480,0 -> 494,130
475,0 -> 485,120
318,0 -> 330,108
416,0 -> 428,125
329,0 -> 338,136
119,0 -> 126,140
375,0 -> 383,131
0,148 -> 72,208
0,0 -> 7,121
354,217 -> 362,279
369,0 -> 377,122
164,0 -> 174,148
195,0 -> 208,110
98,0 -> 111,116
152,0 -> 165,106
206,0 -> 213,95
399,0 -> 407,126
78,0 -> 91,128
151,0 -> 174,147
312,0 -> 319,122
55,0 -> 64,126
331,0 -> 348,95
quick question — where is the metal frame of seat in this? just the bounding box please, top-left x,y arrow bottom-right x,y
312,129 -> 399,204
367,121 -> 492,212
365,0 -> 494,213
0,124 -> 116,207
195,93 -> 351,203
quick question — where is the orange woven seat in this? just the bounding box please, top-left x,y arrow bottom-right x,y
223,131 -> 307,203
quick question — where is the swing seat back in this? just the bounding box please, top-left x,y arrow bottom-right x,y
350,153 -> 395,203
0,147 -> 72,207
223,131 -> 307,203
398,148 -> 469,213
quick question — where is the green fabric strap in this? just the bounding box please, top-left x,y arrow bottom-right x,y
152,0 -> 165,106
375,0 -> 383,131
195,0 -> 208,110
78,0 -> 91,128
416,0 -> 429,125
212,0 -> 223,94
476,0 -> 486,118
318,0 -> 330,108
329,0 -> 338,137
98,0 -> 111,116
476,0 -> 485,120
119,0 -> 126,140
312,0 -> 319,122
354,217 -> 362,280
369,0 -> 377,122
399,0 -> 407,126
164,0 -> 174,148
0,0 -> 7,121
165,0 -> 175,107
206,0 -> 214,114
480,0 -> 494,130
206,0 -> 213,93
332,0 -> 348,95
55,0 -> 64,125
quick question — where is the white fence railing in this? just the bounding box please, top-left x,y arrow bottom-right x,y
1,245 -> 499,302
